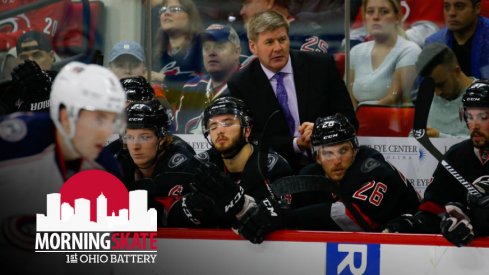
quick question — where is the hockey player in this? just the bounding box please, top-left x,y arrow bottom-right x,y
233,113 -> 420,243
382,80 -> 489,247
120,99 -> 197,226
0,61 -> 126,272
183,97 -> 293,226
106,76 -> 157,154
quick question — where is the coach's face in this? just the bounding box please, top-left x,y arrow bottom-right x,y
466,108 -> 489,149
249,26 -> 290,73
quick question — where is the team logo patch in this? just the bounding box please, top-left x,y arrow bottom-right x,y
412,129 -> 425,139
267,154 -> 278,171
0,118 -> 28,142
360,158 -> 380,173
168,153 -> 187,168
195,152 -> 209,161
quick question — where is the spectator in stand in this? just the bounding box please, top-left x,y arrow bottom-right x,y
425,0 -> 489,80
108,40 -> 166,100
151,0 -> 204,130
0,31 -> 57,114
416,43 -> 476,137
179,24 -> 242,134
349,0 -> 444,48
348,0 -> 421,108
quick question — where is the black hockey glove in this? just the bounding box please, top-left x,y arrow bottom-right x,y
181,192 -> 215,225
232,197 -> 285,244
380,214 -> 423,233
192,161 -> 245,218
466,176 -> 489,236
11,60 -> 52,97
440,202 -> 474,247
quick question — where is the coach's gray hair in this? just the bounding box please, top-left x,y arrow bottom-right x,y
246,10 -> 289,42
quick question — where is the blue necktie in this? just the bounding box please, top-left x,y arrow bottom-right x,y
274,72 -> 295,134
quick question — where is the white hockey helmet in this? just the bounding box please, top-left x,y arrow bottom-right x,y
50,61 -> 127,139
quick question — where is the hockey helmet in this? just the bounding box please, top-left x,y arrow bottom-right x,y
202,96 -> 252,134
311,113 -> 358,153
120,76 -> 154,103
126,99 -> 170,137
462,80 -> 489,122
50,61 -> 126,139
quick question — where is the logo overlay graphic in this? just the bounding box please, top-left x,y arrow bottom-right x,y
35,170 -> 158,264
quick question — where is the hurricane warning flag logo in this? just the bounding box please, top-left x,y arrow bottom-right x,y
35,170 -> 158,264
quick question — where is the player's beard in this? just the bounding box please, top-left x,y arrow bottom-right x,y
471,130 -> 489,149
215,131 -> 247,159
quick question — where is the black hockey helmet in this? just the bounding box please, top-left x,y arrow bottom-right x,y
462,80 -> 489,122
202,96 -> 252,134
120,76 -> 154,103
126,99 -> 169,137
311,113 -> 358,152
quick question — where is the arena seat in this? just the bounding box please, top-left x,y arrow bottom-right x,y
53,1 -> 106,57
356,104 -> 415,137
482,0 -> 489,18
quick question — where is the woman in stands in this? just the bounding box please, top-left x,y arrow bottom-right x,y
348,0 -> 421,108
151,0 -> 203,129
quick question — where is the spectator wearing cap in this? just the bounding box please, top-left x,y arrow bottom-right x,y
16,30 -> 55,71
108,40 -> 168,101
416,43 -> 476,138
425,0 -> 489,79
178,24 -> 242,134
108,40 -> 147,80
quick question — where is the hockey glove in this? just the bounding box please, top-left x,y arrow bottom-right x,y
11,60 -> 52,97
466,176 -> 489,236
192,161 -> 245,218
181,192 -> 215,225
440,202 -> 474,247
232,197 -> 285,244
380,214 -> 423,233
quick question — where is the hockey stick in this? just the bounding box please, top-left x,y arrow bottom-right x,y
257,110 -> 281,199
270,174 -> 374,231
271,175 -> 336,196
412,77 -> 482,198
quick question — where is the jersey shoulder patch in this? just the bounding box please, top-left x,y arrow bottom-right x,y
360,157 -> 381,173
168,152 -> 188,169
195,151 -> 210,162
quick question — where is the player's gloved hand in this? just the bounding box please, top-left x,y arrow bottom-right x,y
380,214 -> 423,233
11,60 -> 52,96
232,197 -> 285,244
440,202 -> 474,247
467,176 -> 489,235
181,192 -> 215,225
192,161 -> 245,218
